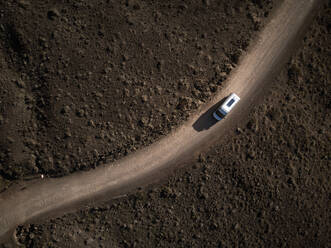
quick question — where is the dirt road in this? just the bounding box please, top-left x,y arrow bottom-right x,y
0,0 -> 320,243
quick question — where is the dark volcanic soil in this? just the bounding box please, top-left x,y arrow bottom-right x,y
6,1 -> 330,248
0,0 -> 277,186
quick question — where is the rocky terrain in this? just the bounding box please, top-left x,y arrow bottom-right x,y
0,0 -> 278,188
0,0 -> 330,247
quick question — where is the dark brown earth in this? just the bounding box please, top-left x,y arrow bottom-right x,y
0,0 -> 277,186
0,0 -> 330,247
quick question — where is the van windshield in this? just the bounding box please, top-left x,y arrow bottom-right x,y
227,98 -> 235,107
216,109 -> 225,118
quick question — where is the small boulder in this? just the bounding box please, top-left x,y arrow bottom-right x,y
48,8 -> 60,20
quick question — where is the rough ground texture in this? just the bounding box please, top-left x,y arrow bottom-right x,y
0,0 -> 276,186
8,1 -> 330,248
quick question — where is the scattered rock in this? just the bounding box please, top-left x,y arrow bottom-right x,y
48,8 -> 60,20
85,238 -> 94,245
29,161 -> 39,173
61,105 -> 71,115
199,191 -> 208,199
287,176 -> 297,188
218,71 -> 227,82
266,108 -> 280,121
235,127 -> 243,134
246,119 -> 258,132
202,0 -> 210,6
138,117 -> 148,127
6,136 -> 14,144
160,186 -> 177,198
246,150 -> 256,159
198,154 -> 206,163
24,138 -> 38,147
76,109 -> 85,117
288,63 -> 300,81
176,96 -> 193,111
18,0 -> 30,9
88,120 -> 96,127
285,161 -> 297,175
178,79 -> 190,90
248,12 -> 261,30
15,79 -> 26,88
64,129 -> 72,138
224,63 -> 234,73
156,60 -> 163,71
141,95 -> 148,102
155,85 -> 162,94
230,50 -> 241,64
94,91 -> 103,98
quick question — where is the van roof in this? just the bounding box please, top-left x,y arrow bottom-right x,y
220,93 -> 240,113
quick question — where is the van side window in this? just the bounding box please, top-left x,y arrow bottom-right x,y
227,98 -> 235,107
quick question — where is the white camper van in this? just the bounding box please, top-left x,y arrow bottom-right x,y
213,93 -> 240,121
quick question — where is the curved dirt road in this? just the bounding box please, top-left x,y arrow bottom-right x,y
0,0 -> 320,243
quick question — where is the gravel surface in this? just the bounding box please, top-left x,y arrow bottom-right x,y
2,1 -> 329,247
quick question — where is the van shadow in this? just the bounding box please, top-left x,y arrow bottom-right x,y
193,97 -> 227,132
